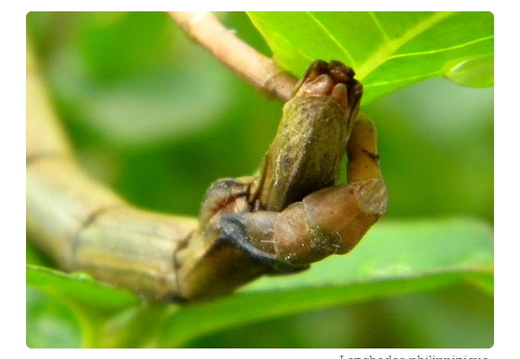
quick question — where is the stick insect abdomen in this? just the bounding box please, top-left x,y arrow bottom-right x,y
27,46 -> 198,301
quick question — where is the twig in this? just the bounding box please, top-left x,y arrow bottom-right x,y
169,12 -> 297,103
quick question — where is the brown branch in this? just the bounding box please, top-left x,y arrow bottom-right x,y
169,12 -> 297,103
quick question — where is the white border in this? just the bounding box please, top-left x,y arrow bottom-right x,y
8,2 -> 516,358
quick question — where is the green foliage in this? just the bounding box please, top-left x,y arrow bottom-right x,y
248,12 -> 493,103
27,266 -> 138,309
26,12 -> 493,348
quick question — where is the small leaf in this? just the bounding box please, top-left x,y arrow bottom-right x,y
248,12 -> 494,103
444,55 -> 494,87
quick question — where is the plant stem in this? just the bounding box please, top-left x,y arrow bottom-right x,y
169,11 -> 297,102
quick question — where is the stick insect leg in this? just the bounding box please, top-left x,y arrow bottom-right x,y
346,114 -> 384,183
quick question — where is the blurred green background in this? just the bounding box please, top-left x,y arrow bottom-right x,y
26,12 -> 493,347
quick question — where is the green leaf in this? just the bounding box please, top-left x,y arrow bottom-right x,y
27,265 -> 139,309
158,218 -> 493,347
27,287 -> 83,348
248,12 -> 494,103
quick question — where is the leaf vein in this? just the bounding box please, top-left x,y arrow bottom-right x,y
357,12 -> 454,80
369,12 -> 391,42
364,70 -> 442,89
306,12 -> 356,67
389,35 -> 494,60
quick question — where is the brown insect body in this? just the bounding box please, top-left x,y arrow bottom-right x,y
251,60 -> 363,212
176,61 -> 387,300
28,52 -> 387,302
255,96 -> 350,211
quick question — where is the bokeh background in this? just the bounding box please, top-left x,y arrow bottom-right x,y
26,12 -> 493,347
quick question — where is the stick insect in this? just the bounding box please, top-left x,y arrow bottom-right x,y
26,18 -> 387,302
